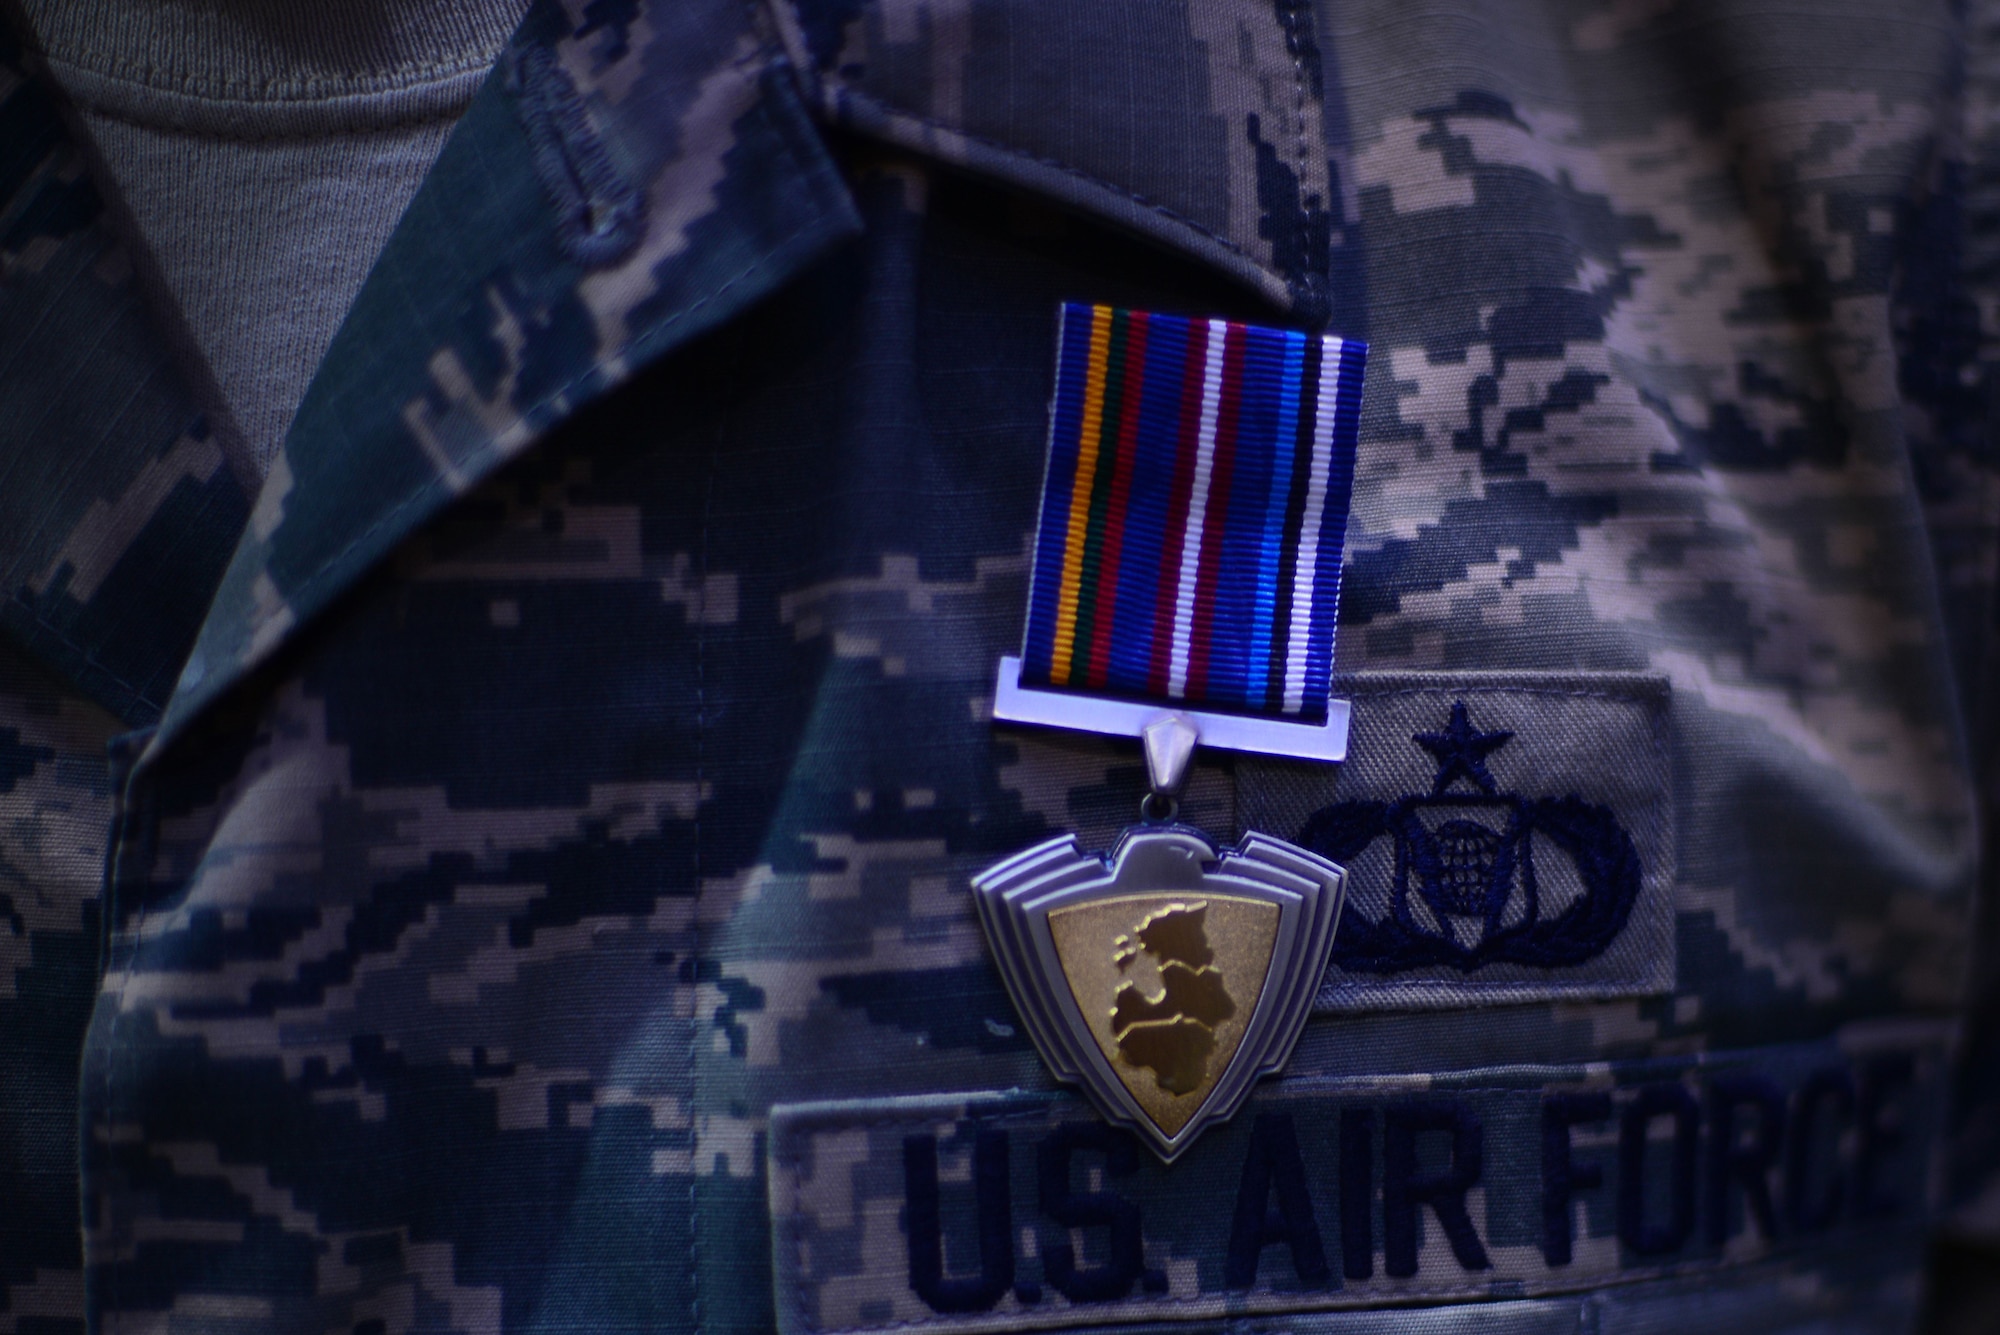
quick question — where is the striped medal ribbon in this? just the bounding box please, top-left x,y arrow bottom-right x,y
975,303 -> 1365,1159
994,303 -> 1367,771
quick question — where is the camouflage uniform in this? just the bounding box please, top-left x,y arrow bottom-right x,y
2,0 -> 1998,1332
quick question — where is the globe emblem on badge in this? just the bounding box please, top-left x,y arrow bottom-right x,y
1110,902 -> 1235,1096
1298,701 -> 1643,971
972,827 -> 1344,1161
1424,818 -> 1509,926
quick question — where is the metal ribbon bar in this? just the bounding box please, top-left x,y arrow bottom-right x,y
990,655 -> 1351,764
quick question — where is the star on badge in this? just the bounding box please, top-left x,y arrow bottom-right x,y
1413,700 -> 1513,794
972,827 -> 1345,1161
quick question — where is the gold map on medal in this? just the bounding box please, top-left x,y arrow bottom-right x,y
1048,893 -> 1280,1138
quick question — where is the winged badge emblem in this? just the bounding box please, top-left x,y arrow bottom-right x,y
973,827 -> 1345,1161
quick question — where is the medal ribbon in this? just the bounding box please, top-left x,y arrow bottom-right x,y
1021,304 -> 1366,723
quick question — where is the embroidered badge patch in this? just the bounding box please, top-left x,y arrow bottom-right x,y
1237,673 -> 1674,1008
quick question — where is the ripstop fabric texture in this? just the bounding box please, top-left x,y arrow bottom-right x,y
1,0 -> 1998,1332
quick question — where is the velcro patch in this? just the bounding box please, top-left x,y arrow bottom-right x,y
1238,673 -> 1674,1009
767,1028 -> 1945,1334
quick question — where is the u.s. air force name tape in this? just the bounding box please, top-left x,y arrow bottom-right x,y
768,1027 -> 1948,1334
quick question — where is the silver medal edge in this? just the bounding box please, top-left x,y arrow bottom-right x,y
973,826 -> 1346,1162
991,657 -> 1352,765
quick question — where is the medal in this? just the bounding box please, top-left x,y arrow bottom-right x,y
977,304 -> 1368,1160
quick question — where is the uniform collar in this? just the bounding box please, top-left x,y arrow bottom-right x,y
0,0 -> 1341,750
150,0 -> 1342,761
145,0 -> 865,758
767,0 -> 1343,322
0,21 -> 248,725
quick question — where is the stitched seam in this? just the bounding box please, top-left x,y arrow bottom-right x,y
757,0 -> 819,102
1289,0 -> 1310,288
41,49 -> 505,103
1334,684 -> 1668,704
830,86 -> 1260,269
1320,980 -> 1666,994
689,240 -> 730,1331
781,1135 -> 811,1330
1333,683 -> 1673,849
99,742 -> 156,1319
3,589 -> 163,706
58,96 -> 469,142
774,1238 -> 1930,1335
689,474 -> 705,1333
778,1136 -> 821,1332
508,41 -> 655,267
779,1063 -> 1934,1116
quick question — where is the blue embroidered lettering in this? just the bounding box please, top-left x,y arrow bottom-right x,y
1037,1122 -> 1146,1302
1618,1083 -> 1697,1256
1382,1101 -> 1490,1276
1226,1112 -> 1333,1289
1541,1092 -> 1611,1265
1856,1054 -> 1915,1218
778,1039 -> 1951,1327
1785,1067 -> 1853,1233
1705,1076 -> 1786,1244
1340,1107 -> 1375,1280
904,1128 -> 1014,1313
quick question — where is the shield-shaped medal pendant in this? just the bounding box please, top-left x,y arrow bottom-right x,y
973,826 -> 1344,1162
978,304 -> 1367,1161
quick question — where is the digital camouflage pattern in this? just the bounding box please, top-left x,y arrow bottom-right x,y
0,638 -> 117,1335
1,22 -> 235,1334
0,0 -> 1998,1332
0,21 -> 247,726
